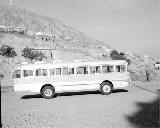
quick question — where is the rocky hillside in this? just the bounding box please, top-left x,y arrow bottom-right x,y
0,3 -> 159,86
0,3 -> 112,60
0,3 -> 110,48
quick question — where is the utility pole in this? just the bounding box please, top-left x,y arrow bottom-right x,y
48,23 -> 56,60
53,23 -> 56,36
80,32 -> 85,59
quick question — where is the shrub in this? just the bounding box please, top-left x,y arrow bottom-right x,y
0,45 -> 17,63
22,47 -> 46,61
22,47 -> 35,61
110,50 -> 130,65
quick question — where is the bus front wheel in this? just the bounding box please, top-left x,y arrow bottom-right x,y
100,82 -> 112,95
41,86 -> 55,99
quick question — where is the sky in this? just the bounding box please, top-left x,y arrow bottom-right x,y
1,0 -> 160,58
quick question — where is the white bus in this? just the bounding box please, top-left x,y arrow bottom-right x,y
12,60 -> 131,99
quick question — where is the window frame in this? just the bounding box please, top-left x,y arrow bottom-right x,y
89,66 -> 101,74
49,68 -> 55,76
42,69 -> 48,76
68,67 -> 75,75
76,66 -> 89,75
55,68 -> 62,75
102,65 -> 114,73
12,69 -> 21,78
115,65 -> 126,73
62,67 -> 69,75
23,70 -> 34,77
35,69 -> 42,76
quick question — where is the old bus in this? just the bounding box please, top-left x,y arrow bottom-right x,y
12,60 -> 131,99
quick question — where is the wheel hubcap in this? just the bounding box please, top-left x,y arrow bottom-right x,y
44,89 -> 52,96
103,85 -> 110,93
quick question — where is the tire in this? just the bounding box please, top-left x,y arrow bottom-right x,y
100,82 -> 112,95
41,86 -> 55,99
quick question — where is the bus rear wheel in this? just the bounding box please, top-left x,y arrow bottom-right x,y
100,82 -> 112,95
41,86 -> 55,99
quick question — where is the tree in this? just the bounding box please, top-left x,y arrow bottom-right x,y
0,45 -> 17,62
22,47 -> 35,61
110,50 -> 131,65
22,47 -> 46,61
120,52 -> 125,56
110,50 -> 119,56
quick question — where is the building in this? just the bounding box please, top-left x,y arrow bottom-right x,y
27,31 -> 35,37
0,25 -> 7,32
13,27 -> 27,34
35,32 -> 55,42
31,47 -> 56,60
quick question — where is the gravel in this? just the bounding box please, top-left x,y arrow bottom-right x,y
1,81 -> 159,128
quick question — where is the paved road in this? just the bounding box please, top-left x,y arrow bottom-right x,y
1,81 -> 159,128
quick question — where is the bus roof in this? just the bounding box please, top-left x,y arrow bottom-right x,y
14,60 -> 127,70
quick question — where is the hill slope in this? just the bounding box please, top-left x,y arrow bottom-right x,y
0,3 -> 110,47
0,3 -> 112,60
0,3 -> 159,86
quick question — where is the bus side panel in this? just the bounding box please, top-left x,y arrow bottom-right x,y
111,81 -> 129,89
52,74 -> 101,92
14,71 -> 130,94
110,72 -> 130,89
54,81 -> 100,93
19,77 -> 46,93
51,72 -> 130,92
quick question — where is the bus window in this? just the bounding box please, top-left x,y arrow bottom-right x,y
49,69 -> 55,76
77,66 -> 88,74
23,70 -> 33,77
102,65 -> 114,73
69,68 -> 74,74
56,68 -> 61,75
36,69 -> 42,76
62,67 -> 68,75
13,70 -> 21,78
90,66 -> 101,74
116,65 -> 126,73
42,69 -> 48,76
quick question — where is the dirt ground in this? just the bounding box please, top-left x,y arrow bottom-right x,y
1,81 -> 160,128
